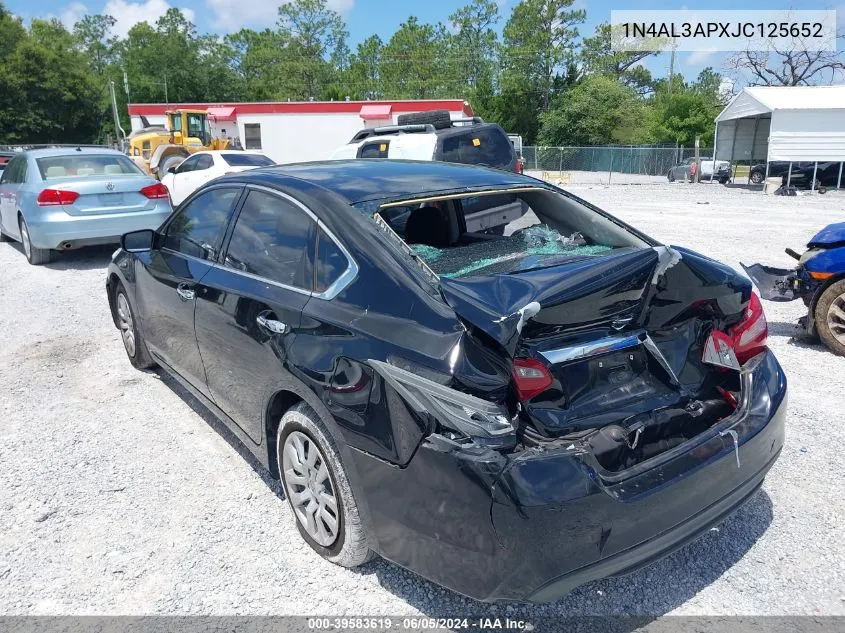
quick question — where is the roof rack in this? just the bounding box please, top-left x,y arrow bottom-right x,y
0,143 -> 111,151
348,124 -> 436,143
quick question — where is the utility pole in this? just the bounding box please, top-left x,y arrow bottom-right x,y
694,135 -> 701,183
109,80 -> 127,151
668,38 -> 677,94
164,74 -> 168,104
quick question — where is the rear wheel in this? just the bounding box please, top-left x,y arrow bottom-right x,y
277,402 -> 373,568
114,282 -> 156,369
750,170 -> 765,184
18,216 -> 51,265
667,170 -> 675,182
815,280 -> 845,356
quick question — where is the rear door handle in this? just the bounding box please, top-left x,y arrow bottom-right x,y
256,312 -> 289,335
176,283 -> 195,301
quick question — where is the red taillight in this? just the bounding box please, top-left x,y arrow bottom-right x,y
731,292 -> 768,364
515,161 -> 523,174
140,182 -> 169,199
512,358 -> 553,401
37,189 -> 79,206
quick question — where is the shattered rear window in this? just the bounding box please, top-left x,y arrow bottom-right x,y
374,188 -> 649,281
410,226 -> 612,278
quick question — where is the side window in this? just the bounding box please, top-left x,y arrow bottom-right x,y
194,154 -> 213,170
315,228 -> 348,293
176,156 -> 199,173
224,190 -> 314,289
0,158 -> 15,184
358,141 -> 389,159
244,124 -> 262,150
163,187 -> 241,260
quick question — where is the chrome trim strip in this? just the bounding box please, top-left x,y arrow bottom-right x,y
539,332 -> 643,365
209,262 -> 313,296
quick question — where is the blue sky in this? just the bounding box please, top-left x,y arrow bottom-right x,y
8,0 -> 844,91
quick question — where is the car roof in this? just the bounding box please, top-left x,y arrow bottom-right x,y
229,159 -> 535,204
350,122 -> 506,145
22,147 -> 128,158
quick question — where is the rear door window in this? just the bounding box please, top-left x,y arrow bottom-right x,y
315,228 -> 348,293
358,141 -> 390,159
223,190 -> 315,289
437,127 -> 514,169
163,187 -> 242,260
221,153 -> 274,167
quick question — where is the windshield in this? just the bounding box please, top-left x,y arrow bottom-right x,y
375,189 -> 650,279
221,153 -> 274,167
36,154 -> 144,180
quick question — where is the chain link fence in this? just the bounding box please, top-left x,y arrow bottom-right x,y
523,145 -> 715,185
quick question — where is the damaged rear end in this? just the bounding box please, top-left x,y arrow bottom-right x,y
360,185 -> 787,602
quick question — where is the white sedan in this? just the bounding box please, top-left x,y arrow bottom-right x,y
160,151 -> 276,205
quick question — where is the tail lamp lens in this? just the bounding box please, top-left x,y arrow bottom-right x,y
37,189 -> 79,206
731,292 -> 768,364
512,358 -> 553,401
140,183 -> 169,199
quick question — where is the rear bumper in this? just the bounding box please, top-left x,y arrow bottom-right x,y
25,205 -> 171,249
350,350 -> 787,602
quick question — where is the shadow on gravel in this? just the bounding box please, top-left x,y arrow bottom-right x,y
357,489 -> 774,622
768,320 -> 833,354
154,368 -> 286,499
44,244 -> 116,271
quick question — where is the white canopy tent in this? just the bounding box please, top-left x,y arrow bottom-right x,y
713,85 -> 845,188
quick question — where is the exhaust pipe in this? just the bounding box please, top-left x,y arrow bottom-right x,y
58,241 -> 73,250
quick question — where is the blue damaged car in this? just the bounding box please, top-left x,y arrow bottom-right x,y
743,222 -> 845,356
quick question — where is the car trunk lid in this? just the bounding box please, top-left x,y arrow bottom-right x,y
440,246 -> 751,441
40,176 -> 159,216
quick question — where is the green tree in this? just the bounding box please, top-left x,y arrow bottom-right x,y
447,0 -> 500,112
3,18 -> 101,143
72,14 -> 117,77
0,4 -> 28,142
381,17 -> 443,99
649,69 -> 726,145
226,29 -> 288,100
347,35 -> 384,100
502,0 -> 585,112
539,75 -> 652,145
580,22 -> 656,95
277,0 -> 348,100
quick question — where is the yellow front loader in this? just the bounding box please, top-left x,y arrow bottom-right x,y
127,109 -> 233,179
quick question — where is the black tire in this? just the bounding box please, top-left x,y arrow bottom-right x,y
156,154 -> 184,180
277,402 -> 374,568
814,279 -> 845,357
750,170 -> 765,184
113,281 -> 156,369
667,170 -> 675,182
396,109 -> 452,130
719,175 -> 730,185
18,216 -> 51,265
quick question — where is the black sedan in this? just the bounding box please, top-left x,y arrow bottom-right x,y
749,160 -> 844,188
106,160 -> 787,602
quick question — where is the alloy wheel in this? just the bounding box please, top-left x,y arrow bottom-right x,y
826,292 -> 845,345
282,430 -> 340,547
116,293 -> 136,357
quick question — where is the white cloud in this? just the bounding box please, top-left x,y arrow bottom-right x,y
718,76 -> 735,99
205,0 -> 353,31
59,2 -> 88,29
103,0 -> 196,37
685,49 -> 717,66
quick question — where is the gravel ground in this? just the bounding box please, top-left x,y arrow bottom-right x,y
0,183 -> 844,619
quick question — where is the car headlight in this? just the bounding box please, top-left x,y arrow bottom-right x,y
369,359 -> 516,447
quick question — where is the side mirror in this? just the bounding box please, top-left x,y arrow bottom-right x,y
122,229 -> 155,252
173,131 -> 183,144
168,166 -> 178,174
